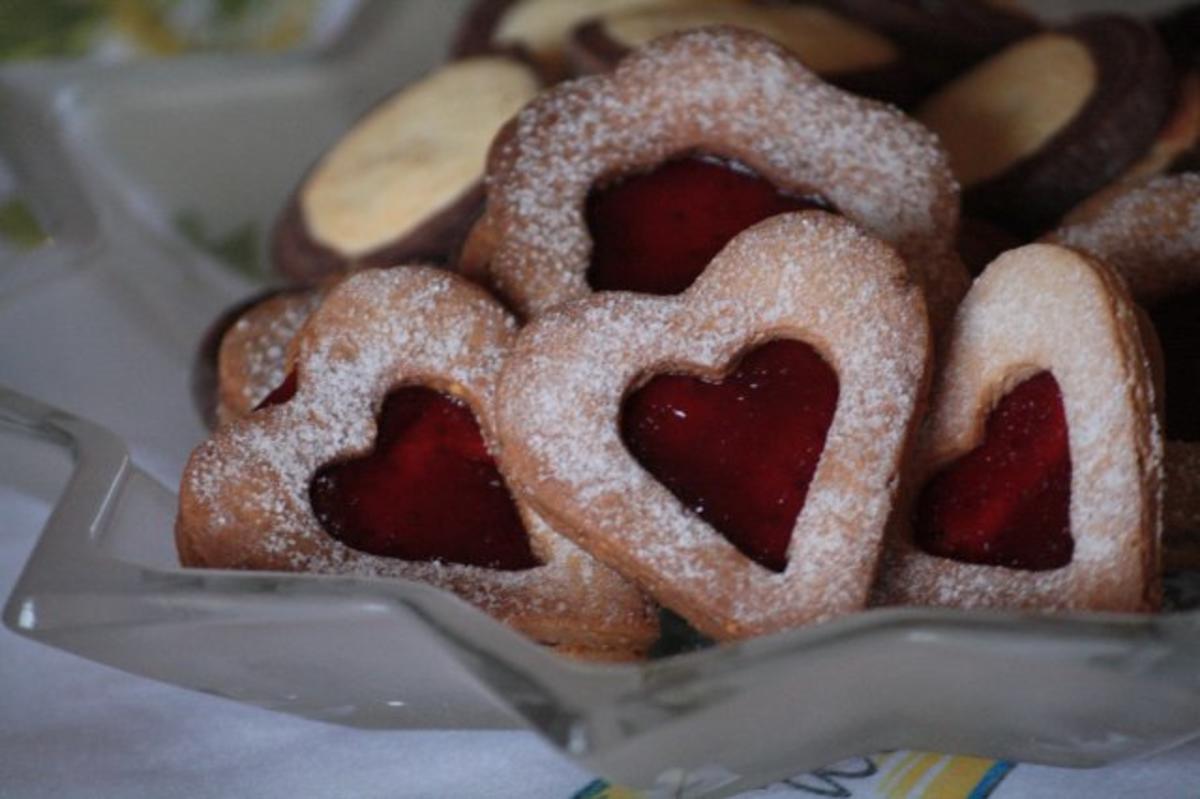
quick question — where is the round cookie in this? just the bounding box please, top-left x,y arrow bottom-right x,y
917,17 -> 1175,236
272,55 -> 542,283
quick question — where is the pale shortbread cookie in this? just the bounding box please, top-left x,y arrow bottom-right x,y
496,212 -> 931,640
592,3 -> 897,75
302,58 -> 539,258
490,0 -> 706,74
874,243 -> 1161,612
918,34 -> 1094,188
272,55 -> 541,282
465,27 -> 965,328
179,267 -> 658,659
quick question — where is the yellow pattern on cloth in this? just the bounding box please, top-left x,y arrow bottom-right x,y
879,752 -> 1011,799
573,752 -> 1012,798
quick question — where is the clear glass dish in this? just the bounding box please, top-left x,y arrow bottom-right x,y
3,2 -> 1199,797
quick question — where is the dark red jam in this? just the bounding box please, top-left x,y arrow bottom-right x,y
620,339 -> 839,572
309,386 -> 539,570
256,369 -> 298,409
586,154 -> 832,295
914,371 -> 1073,571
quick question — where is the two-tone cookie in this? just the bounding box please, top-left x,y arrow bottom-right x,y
272,54 -> 542,282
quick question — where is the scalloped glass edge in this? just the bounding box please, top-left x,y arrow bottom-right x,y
5,384 -> 1200,797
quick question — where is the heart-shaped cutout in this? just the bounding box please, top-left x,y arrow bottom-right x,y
914,370 -> 1073,571
586,154 -> 831,296
310,386 -> 539,571
621,339 -> 838,572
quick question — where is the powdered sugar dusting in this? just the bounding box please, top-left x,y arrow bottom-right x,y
1047,173 -> 1200,304
485,26 -> 963,320
498,213 -> 930,638
876,244 -> 1161,612
221,289 -> 324,421
180,267 -> 656,650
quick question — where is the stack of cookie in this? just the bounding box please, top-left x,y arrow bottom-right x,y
178,1 -> 1200,657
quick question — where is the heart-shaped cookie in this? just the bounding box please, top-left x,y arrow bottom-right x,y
496,212 -> 931,639
874,243 -> 1161,612
461,27 -> 966,328
177,267 -> 658,658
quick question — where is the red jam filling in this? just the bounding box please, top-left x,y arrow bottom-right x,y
915,371 -> 1073,571
1150,286 -> 1200,442
586,154 -> 832,295
308,386 -> 539,570
256,370 -> 298,409
620,339 -> 839,572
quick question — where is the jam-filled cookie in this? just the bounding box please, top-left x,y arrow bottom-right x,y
496,212 -> 931,640
202,288 -> 324,426
272,55 -> 541,283
916,17 -> 1175,236
462,27 -> 966,328
874,243 -> 1161,612
177,267 -> 658,658
192,287 -> 299,428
